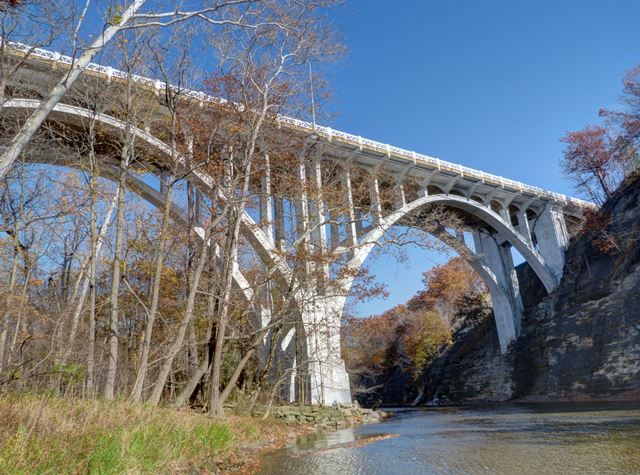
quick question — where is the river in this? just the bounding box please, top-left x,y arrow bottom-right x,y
258,403 -> 640,474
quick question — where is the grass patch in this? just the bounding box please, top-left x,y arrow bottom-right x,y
0,393 -> 279,474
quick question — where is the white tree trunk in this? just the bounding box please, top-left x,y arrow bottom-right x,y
103,152 -> 129,400
63,187 -> 119,362
0,0 -> 147,179
130,183 -> 174,402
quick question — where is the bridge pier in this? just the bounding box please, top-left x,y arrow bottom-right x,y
473,230 -> 524,353
298,294 -> 351,405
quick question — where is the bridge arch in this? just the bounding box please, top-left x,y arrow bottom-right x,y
338,193 -> 557,293
330,193 -> 562,353
2,98 -> 294,288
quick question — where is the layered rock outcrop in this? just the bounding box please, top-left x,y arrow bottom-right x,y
415,175 -> 640,404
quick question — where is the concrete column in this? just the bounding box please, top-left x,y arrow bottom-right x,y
310,158 -> 329,279
274,196 -> 286,251
300,294 -> 351,405
260,154 -> 274,245
498,205 -> 511,225
473,230 -> 523,353
534,205 -> 569,284
295,156 -> 310,237
289,355 -> 297,403
394,177 -> 406,209
270,325 -> 297,403
369,174 -> 383,225
418,172 -> 435,198
498,242 -> 524,335
342,167 -> 358,248
516,208 -> 532,245
295,156 -> 312,274
419,181 -> 429,198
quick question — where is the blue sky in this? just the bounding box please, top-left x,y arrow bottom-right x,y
330,0 -> 640,317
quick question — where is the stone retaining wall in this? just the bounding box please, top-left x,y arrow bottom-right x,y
264,404 -> 388,430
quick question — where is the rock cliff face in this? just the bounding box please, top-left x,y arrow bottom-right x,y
415,176 -> 640,404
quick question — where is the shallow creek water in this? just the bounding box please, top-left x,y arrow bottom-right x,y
257,403 -> 640,475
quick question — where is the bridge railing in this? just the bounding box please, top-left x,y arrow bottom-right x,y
3,39 -> 593,210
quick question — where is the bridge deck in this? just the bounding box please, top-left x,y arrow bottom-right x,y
2,40 -> 592,217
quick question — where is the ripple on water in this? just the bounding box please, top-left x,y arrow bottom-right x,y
257,403 -> 640,475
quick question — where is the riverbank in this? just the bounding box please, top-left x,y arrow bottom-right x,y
0,393 -> 299,474
0,394 -> 386,474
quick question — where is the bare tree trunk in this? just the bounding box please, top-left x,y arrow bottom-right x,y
207,92 -> 272,416
86,155 -> 119,393
103,148 -> 129,400
209,164 -> 254,415
173,259 -> 218,408
187,323 -> 199,377
596,169 -> 613,200
147,223 -> 210,405
130,181 -> 174,402
0,249 -> 19,373
63,187 -> 118,363
86,176 -> 98,394
217,347 -> 256,407
174,354 -> 210,408
7,266 -> 30,366
0,166 -> 24,373
249,322 -> 282,410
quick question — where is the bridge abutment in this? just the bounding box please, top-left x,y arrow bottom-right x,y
534,205 -> 569,284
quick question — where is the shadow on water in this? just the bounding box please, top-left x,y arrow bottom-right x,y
257,402 -> 640,475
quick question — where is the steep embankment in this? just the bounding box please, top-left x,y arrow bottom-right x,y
416,175 -> 640,404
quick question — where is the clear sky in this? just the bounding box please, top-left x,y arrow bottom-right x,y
330,0 -> 640,317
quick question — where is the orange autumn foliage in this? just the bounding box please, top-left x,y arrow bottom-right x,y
343,258 -> 488,397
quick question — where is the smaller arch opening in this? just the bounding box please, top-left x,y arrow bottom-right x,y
490,200 -> 503,214
508,205 -> 520,226
526,208 -> 539,221
427,184 -> 444,195
402,176 -> 421,203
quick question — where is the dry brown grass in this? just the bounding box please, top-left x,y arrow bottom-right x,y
0,393 -> 288,474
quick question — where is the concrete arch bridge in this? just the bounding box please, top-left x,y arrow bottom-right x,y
1,42 -> 593,404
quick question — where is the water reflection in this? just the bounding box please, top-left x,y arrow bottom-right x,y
257,403 -> 640,475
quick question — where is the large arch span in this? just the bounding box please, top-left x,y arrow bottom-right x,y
2,98 -> 295,290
